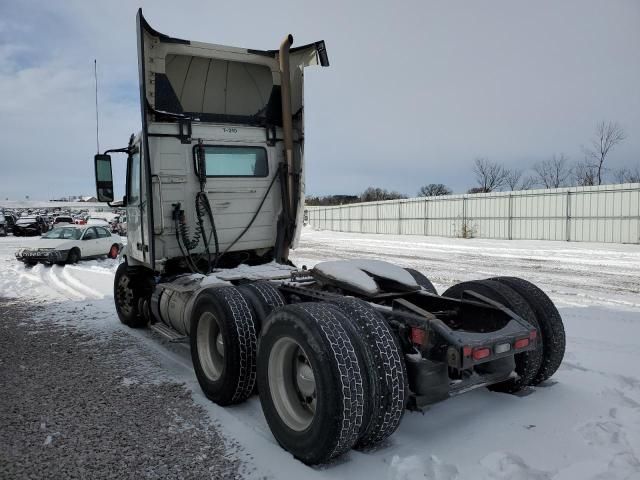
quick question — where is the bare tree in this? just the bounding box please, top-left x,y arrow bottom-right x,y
573,159 -> 598,186
584,121 -> 626,185
533,154 -> 571,188
360,187 -> 407,202
519,175 -> 536,190
417,183 -> 452,197
504,168 -> 523,190
613,165 -> 640,184
473,157 -> 508,192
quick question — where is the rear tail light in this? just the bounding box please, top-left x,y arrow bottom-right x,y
410,327 -> 427,347
514,338 -> 530,349
463,346 -> 473,357
472,347 -> 491,360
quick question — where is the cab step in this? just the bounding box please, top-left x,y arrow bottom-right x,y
150,323 -> 189,343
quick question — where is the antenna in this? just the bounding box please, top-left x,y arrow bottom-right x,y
94,59 -> 100,154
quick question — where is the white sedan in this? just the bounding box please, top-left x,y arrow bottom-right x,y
15,225 -> 123,265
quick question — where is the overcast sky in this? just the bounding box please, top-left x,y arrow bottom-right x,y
1,0 -> 638,200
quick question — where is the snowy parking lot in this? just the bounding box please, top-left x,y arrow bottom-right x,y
2,228 -> 640,479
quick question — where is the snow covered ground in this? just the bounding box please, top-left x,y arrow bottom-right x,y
2,229 -> 640,480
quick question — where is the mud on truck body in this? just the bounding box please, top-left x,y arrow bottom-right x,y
94,9 -> 566,465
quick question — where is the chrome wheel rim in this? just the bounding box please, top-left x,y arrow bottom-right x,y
268,337 -> 316,431
197,312 -> 225,381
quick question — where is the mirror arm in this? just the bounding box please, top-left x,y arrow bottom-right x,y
103,147 -> 131,155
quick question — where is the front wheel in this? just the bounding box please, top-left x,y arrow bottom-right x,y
66,248 -> 80,265
114,262 -> 151,328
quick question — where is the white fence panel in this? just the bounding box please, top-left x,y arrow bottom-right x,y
307,183 -> 640,244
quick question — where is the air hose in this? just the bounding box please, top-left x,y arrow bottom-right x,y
172,140 -> 220,274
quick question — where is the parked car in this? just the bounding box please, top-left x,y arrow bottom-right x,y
15,225 -> 123,265
5,213 -> 17,232
117,217 -> 127,236
109,216 -> 120,233
0,214 -> 7,236
13,216 -> 49,236
53,216 -> 74,227
86,217 -> 111,227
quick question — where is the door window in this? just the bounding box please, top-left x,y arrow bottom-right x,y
128,151 -> 141,205
83,227 -> 98,240
96,227 -> 111,238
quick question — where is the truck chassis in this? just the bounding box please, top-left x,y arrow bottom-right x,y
113,258 -> 564,465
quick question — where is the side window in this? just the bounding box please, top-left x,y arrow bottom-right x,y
97,227 -> 110,238
83,227 -> 97,240
128,150 -> 141,205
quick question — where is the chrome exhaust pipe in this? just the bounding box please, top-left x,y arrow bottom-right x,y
279,35 -> 294,202
279,34 -> 294,259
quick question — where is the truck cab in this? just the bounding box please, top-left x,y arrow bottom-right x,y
95,9 -> 328,275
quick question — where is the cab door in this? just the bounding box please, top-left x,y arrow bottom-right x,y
126,147 -> 147,264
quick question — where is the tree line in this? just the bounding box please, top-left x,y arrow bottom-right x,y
466,121 -> 636,194
306,121 -> 638,206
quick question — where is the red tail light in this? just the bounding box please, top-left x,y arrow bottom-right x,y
410,327 -> 427,347
472,347 -> 491,360
463,346 -> 473,357
514,338 -> 530,349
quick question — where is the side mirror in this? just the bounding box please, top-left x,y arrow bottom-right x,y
94,154 -> 114,202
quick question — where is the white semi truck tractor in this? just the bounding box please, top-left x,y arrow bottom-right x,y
94,9 -> 566,465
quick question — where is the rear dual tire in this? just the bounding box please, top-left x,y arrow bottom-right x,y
442,280 -> 543,392
491,277 -> 566,384
257,303 -> 365,464
404,268 -> 437,294
257,300 -> 406,464
190,286 -> 258,406
442,277 -> 565,390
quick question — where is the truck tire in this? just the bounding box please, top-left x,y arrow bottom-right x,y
114,262 -> 152,328
327,298 -> 406,447
491,277 -> 566,384
404,268 -> 437,294
237,281 -> 285,330
442,280 -> 543,392
190,286 -> 257,406
257,303 -> 365,465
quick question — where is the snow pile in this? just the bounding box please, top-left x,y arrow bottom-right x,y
2,230 -> 640,480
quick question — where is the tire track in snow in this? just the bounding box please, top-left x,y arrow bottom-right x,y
44,266 -> 86,300
60,267 -> 104,300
